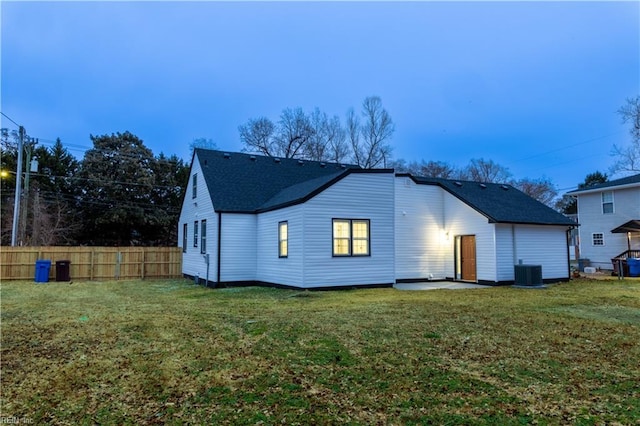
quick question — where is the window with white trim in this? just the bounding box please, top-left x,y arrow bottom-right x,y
332,219 -> 370,256
602,191 -> 613,214
592,233 -> 604,246
193,221 -> 198,248
278,221 -> 288,258
201,220 -> 207,254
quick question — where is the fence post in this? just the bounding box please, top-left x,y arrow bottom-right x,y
115,251 -> 121,280
141,248 -> 145,280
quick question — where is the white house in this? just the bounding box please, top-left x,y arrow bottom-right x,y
179,149 -> 576,289
566,173 -> 640,272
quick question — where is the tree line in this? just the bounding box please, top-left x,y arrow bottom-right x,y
0,132 -> 189,246
1,95 -> 636,246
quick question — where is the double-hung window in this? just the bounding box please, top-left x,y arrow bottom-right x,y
193,221 -> 198,248
332,219 -> 370,256
602,191 -> 614,214
201,220 -> 207,254
278,221 -> 288,258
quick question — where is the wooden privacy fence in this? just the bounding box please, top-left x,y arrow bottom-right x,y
0,247 -> 183,281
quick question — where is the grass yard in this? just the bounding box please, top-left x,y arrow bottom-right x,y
1,278 -> 639,425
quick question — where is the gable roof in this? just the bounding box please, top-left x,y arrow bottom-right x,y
566,173 -> 640,195
404,175 -> 576,226
194,149 -> 362,213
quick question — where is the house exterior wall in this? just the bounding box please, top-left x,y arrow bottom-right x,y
577,186 -> 640,269
300,172 -> 395,288
256,205 -> 304,287
495,224 -> 569,281
443,192 -> 497,282
219,213 -> 257,282
394,178 -> 447,280
179,154 -> 218,281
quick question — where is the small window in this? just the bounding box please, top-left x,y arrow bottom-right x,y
602,191 -> 613,214
192,173 -> 198,199
332,219 -> 370,257
201,220 -> 207,254
592,233 -> 604,246
193,221 -> 198,247
278,221 -> 288,258
182,223 -> 187,253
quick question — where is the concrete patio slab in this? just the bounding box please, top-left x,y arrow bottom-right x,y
393,282 -> 489,290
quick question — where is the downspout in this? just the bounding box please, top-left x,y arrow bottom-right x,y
217,212 -> 222,286
566,227 -> 573,279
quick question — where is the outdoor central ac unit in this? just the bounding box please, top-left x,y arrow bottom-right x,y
514,265 -> 543,286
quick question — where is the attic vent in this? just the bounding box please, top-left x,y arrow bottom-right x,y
454,181 -> 463,187
501,184 -> 509,191
479,183 -> 487,189
223,153 -> 231,159
274,158 -> 281,163
298,160 -> 304,165
320,162 -> 326,168
249,155 -> 256,161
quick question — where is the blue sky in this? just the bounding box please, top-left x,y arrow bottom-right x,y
1,1 -> 638,191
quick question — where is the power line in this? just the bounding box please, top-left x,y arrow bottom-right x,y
0,112 -> 20,127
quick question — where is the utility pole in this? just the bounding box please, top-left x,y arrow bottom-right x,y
11,126 -> 24,246
19,138 -> 37,245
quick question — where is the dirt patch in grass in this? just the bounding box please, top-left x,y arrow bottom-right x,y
1,279 -> 639,424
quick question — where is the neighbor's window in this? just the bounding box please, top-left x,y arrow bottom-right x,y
602,191 -> 613,214
332,219 -> 370,257
182,223 -> 188,253
278,221 -> 288,258
192,173 -> 198,199
193,221 -> 198,247
592,233 -> 604,246
201,220 -> 207,254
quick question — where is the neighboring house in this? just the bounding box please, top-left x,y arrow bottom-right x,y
566,173 -> 640,271
179,149 -> 576,289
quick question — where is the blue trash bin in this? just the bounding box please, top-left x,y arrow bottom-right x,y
35,260 -> 52,283
628,258 -> 640,277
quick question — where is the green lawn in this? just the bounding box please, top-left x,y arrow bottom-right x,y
1,278 -> 639,425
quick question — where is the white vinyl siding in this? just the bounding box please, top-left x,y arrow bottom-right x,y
178,153 -> 218,280
394,179 -> 447,280
498,224 -> 569,280
219,214 -> 257,282
577,186 -> 640,269
301,173 -> 395,288
443,191 -> 497,282
257,206 -> 304,286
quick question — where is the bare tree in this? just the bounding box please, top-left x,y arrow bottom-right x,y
462,158 -> 512,183
513,177 -> 558,207
611,95 -> 640,174
239,117 -> 276,157
350,96 -> 395,168
273,108 -> 314,159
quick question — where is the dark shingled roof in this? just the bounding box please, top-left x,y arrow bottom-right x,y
566,173 -> 640,194
407,175 -> 576,226
195,149 -> 360,212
